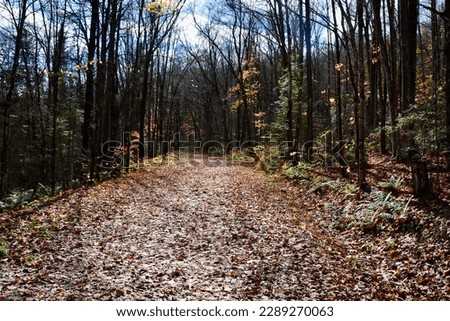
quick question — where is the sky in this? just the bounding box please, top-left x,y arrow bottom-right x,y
178,0 -> 208,45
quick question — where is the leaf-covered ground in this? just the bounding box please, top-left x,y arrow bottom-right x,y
0,155 -> 449,300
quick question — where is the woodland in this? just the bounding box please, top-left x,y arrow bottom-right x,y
0,0 -> 449,300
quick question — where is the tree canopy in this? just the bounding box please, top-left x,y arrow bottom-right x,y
0,0 -> 449,195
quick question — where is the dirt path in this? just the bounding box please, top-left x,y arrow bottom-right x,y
0,155 -> 448,300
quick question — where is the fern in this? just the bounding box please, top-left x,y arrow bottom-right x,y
338,187 -> 418,233
0,190 -> 34,212
380,176 -> 404,193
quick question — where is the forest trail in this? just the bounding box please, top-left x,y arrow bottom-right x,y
0,155 -> 449,300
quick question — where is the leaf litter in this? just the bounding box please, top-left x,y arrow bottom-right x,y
0,155 -> 448,300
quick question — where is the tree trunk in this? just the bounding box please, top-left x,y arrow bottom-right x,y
387,0 -> 399,157
304,0 -> 314,159
399,0 -> 418,113
380,70 -> 388,154
331,0 -> 347,177
283,0 -> 293,144
51,8 -> 66,194
82,0 -> 99,154
357,0 -> 368,191
411,161 -> 431,197
105,0 -> 120,143
445,0 -> 450,169
372,0 -> 388,155
294,0 -> 304,151
92,0 -> 110,180
365,5 -> 378,133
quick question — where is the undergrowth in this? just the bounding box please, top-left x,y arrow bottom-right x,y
282,163 -> 312,180
379,176 -> 404,194
0,190 -> 34,212
0,183 -> 59,213
333,187 -> 422,234
255,146 -> 283,172
228,149 -> 254,162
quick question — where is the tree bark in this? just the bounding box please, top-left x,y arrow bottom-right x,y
51,4 -> 66,194
357,0 -> 368,190
304,0 -> 314,160
445,0 -> 450,168
331,0 -> 347,176
82,0 -> 99,154
372,0 -> 388,154
411,161 -> 431,197
399,0 -> 418,113
105,0 -> 120,143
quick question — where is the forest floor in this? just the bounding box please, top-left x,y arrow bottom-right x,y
0,153 -> 449,300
